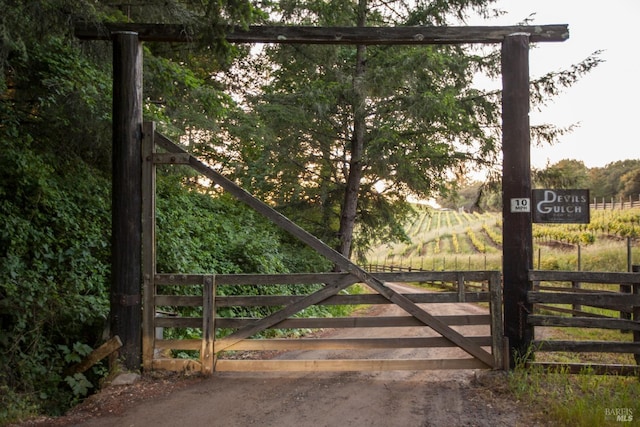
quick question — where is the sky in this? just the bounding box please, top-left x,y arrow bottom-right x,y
469,0 -> 639,169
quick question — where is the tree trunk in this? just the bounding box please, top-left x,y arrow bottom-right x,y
336,0 -> 367,260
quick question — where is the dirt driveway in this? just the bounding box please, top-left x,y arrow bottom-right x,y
30,284 -> 545,426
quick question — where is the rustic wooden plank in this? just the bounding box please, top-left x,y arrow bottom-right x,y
155,132 -> 496,367
489,271 -> 504,370
66,336 -> 123,375
155,295 -> 202,307
75,23 -> 569,44
526,362 -> 640,376
214,358 -> 487,372
214,292 -> 490,307
155,274 -> 208,285
215,272 -> 352,285
152,152 -> 190,164
155,271 -> 497,286
534,304 -> 611,318
528,315 -> 640,331
141,122 -> 156,371
457,272 -> 465,302
156,314 -> 492,329
533,340 -> 640,353
221,336 -> 493,351
155,292 -> 491,307
529,270 -> 640,284
201,275 -> 215,374
155,339 -> 201,351
152,358 -> 201,372
528,291 -> 639,308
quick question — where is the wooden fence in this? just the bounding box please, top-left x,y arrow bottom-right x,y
590,195 -> 640,210
148,271 -> 504,374
527,270 -> 640,375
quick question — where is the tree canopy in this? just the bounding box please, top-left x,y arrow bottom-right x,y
0,0 -> 608,420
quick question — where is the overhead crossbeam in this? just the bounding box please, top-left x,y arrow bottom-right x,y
75,23 -> 568,45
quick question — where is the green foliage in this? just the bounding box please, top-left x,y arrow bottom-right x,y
0,0 -> 273,420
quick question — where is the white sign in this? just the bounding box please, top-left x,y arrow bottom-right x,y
510,198 -> 530,213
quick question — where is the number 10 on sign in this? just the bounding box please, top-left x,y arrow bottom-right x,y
510,198 -> 530,213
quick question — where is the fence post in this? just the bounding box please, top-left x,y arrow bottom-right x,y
501,33 -> 534,367
633,265 -> 640,365
457,272 -> 465,302
201,275 -> 216,374
621,243 -> 633,320
111,31 -> 143,371
141,122 -> 156,371
489,271 -> 504,369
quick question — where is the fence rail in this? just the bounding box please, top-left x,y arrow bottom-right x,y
590,195 -> 640,210
527,270 -> 640,374
148,271 -> 504,373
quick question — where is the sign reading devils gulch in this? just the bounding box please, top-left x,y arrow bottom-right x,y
532,189 -> 590,224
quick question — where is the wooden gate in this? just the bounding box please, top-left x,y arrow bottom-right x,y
142,123 -> 504,373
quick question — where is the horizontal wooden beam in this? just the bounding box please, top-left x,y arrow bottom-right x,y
75,23 -> 568,45
154,271 -> 497,285
533,340 -> 640,353
214,358 -> 487,372
155,314 -> 491,329
529,270 -> 640,284
528,314 -> 640,331
528,291 -> 640,307
153,336 -> 493,351
154,292 -> 490,307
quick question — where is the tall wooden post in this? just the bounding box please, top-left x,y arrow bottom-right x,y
111,32 -> 143,371
501,33 -> 533,367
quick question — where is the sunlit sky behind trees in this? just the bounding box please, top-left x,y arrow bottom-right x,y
470,0 -> 639,169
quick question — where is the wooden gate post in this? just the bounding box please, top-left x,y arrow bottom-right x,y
501,33 -> 534,367
111,31 -> 143,371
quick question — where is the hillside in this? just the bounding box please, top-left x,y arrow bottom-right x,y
366,207 -> 640,272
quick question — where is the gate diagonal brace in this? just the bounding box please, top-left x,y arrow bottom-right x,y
154,131 -> 496,368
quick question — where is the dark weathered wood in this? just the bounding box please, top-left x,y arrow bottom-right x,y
221,336 -> 493,351
534,304 -> 611,318
152,152 -> 190,164
201,275 -> 215,374
66,336 -> 123,375
633,265 -> 640,364
154,271 -> 497,285
111,32 -> 143,371
154,132 -> 496,367
75,23 -> 569,44
528,315 -> 640,331
528,291 -> 640,308
501,33 -> 533,366
141,122 -> 156,372
155,314 -> 492,329
489,271 -> 505,370
529,270 -> 640,284
214,358 -> 487,372
533,340 -> 640,353
155,292 -> 491,307
152,358 -> 201,372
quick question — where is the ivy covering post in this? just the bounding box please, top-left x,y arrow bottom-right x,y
111,32 -> 143,371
